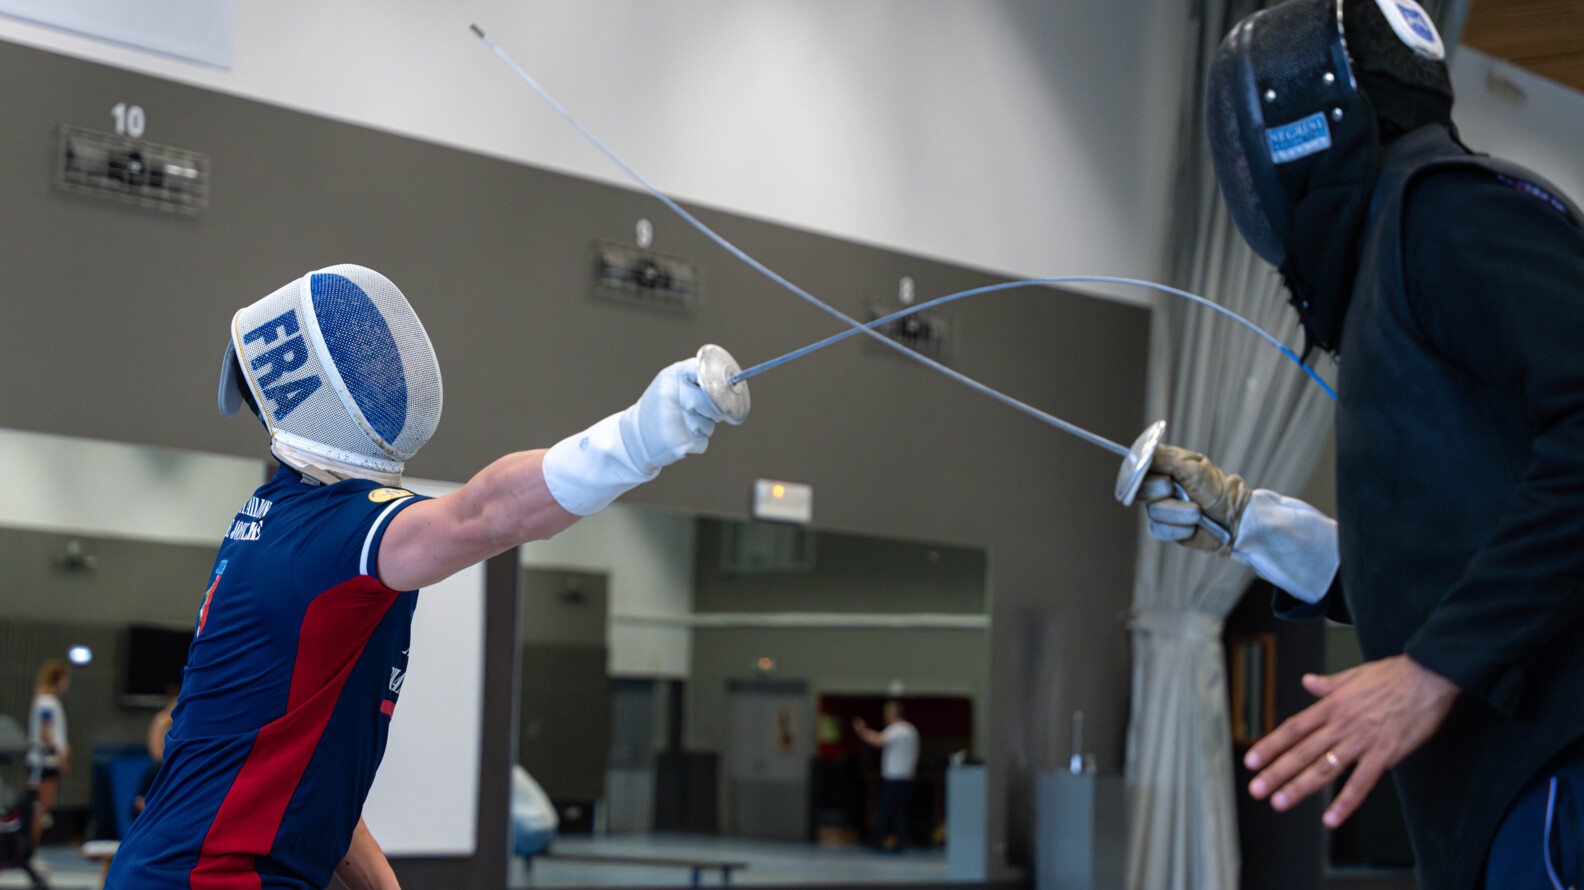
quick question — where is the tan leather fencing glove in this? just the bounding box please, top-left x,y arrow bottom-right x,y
1137,444 -> 1251,556
1137,443 -> 1339,604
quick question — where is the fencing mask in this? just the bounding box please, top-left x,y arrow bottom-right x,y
218,264 -> 443,486
1206,0 -> 1446,269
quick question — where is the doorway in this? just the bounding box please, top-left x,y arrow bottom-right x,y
725,679 -> 812,841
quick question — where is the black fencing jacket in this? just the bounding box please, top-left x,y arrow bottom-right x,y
1281,125 -> 1584,889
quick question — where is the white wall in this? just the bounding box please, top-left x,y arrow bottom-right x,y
1450,46 -> 1584,205
0,427 -> 261,545
520,506 -> 697,678
366,476 -> 483,857
0,0 -> 1186,305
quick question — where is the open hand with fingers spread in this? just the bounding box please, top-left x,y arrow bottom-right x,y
1242,654 -> 1459,828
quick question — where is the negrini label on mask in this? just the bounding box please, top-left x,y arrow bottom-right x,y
1266,113 -> 1333,164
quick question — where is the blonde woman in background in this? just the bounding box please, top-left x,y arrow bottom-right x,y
26,659 -> 71,852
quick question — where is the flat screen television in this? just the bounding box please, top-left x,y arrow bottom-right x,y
122,624 -> 193,707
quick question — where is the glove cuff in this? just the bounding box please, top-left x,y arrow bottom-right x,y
617,400 -> 675,476
1209,472 -> 1253,535
542,411 -> 658,516
1231,489 -> 1339,604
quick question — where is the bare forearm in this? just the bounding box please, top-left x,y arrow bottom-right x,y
379,449 -> 579,592
455,449 -> 580,551
148,714 -> 171,761
336,819 -> 399,890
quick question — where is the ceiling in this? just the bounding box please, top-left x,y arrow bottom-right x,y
1460,0 -> 1584,93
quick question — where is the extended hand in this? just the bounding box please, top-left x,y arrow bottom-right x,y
1138,444 -> 1251,555
622,357 -> 730,474
1243,654 -> 1458,828
542,351 -> 738,516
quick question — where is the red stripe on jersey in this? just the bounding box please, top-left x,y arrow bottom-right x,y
189,576 -> 399,889
379,700 -> 395,716
196,574 -> 221,638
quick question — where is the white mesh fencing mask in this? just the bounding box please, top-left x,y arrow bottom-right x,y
218,264 -> 442,485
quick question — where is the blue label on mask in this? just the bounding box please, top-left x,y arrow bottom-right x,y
1397,4 -> 1435,43
1266,112 -> 1332,164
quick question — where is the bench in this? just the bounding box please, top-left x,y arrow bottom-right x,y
81,839 -> 121,887
541,849 -> 747,886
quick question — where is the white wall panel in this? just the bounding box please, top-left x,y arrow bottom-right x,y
0,427 -> 260,545
0,0 -> 233,67
1450,47 -> 1584,205
363,477 -> 482,856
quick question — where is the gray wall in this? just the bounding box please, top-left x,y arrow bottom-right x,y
694,519 -> 988,615
517,569 -> 610,802
518,644 -> 610,803
690,520 -> 990,756
0,529 -> 219,625
0,42 -> 1150,876
691,627 -> 989,752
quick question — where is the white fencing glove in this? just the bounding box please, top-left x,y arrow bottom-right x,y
1140,444 -> 1339,604
542,356 -> 731,515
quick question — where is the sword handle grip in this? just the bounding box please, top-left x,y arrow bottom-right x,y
1173,482 -> 1233,548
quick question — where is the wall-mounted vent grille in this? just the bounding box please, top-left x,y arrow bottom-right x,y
56,126 -> 209,215
720,522 -> 816,574
863,297 -> 953,362
593,240 -> 702,313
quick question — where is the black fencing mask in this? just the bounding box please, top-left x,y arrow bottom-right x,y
1205,0 -> 1449,354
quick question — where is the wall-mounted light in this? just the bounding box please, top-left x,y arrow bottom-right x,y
60,539 -> 98,572
68,646 -> 93,665
752,479 -> 813,524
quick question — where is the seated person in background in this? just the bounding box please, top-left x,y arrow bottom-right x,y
134,685 -> 179,818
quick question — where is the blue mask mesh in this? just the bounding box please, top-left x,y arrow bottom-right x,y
311,273 -> 409,445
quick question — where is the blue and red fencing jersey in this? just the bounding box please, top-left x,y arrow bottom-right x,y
108,465 -> 429,889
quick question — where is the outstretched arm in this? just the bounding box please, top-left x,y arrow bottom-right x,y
852,718 -> 885,748
378,354 -> 740,592
377,449 -> 576,591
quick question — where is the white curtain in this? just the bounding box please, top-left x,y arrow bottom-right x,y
1124,193 -> 1334,890
1125,1 -> 1332,887
1123,0 -> 1472,887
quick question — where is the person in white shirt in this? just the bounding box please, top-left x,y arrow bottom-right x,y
852,701 -> 919,852
26,659 -> 71,849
